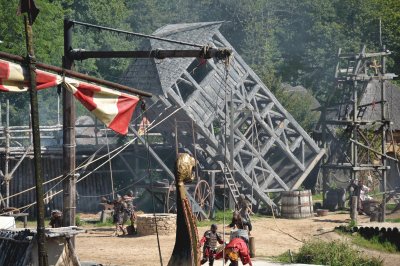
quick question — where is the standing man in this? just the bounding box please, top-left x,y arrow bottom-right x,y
49,210 -> 63,228
112,194 -> 127,236
123,190 -> 137,234
200,224 -> 224,265
236,194 -> 253,232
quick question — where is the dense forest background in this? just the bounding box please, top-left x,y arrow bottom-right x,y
0,0 -> 399,132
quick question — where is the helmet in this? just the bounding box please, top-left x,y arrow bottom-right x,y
239,194 -> 245,201
211,224 -> 217,231
127,190 -> 134,197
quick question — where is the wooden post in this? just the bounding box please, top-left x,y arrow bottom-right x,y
210,172 -> 215,219
24,14 -> 49,266
62,19 -> 76,229
350,196 -> 358,223
174,118 -> 178,156
4,100 -> 10,207
249,236 -> 255,258
381,45 -> 387,222
94,118 -> 98,145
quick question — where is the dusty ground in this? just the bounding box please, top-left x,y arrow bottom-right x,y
75,212 -> 400,266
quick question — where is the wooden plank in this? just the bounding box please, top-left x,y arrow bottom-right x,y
291,149 -> 325,190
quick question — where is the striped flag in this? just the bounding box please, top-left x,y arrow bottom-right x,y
0,59 -> 139,135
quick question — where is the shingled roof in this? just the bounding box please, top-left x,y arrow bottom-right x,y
121,22 -> 223,95
360,80 -> 400,131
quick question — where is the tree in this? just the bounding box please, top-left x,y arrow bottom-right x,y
0,0 -> 66,126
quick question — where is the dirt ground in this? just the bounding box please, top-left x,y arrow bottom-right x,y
75,212 -> 400,266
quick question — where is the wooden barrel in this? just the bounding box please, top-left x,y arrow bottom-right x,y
281,190 -> 313,219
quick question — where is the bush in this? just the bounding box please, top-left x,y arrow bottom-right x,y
278,240 -> 383,266
75,214 -> 83,226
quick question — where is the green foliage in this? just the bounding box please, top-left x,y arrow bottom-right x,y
273,86 -> 320,133
0,0 -> 67,125
348,219 -> 357,229
65,0 -> 134,81
197,210 -> 263,227
93,217 -> 114,227
352,234 -> 398,253
276,240 -> 383,266
312,193 -> 323,201
75,213 -> 84,226
337,228 -> 399,253
386,218 -> 400,223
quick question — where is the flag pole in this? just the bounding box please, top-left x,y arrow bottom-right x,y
23,10 -> 49,266
62,18 -> 76,232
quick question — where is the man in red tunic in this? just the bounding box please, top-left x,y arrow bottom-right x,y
215,236 -> 252,266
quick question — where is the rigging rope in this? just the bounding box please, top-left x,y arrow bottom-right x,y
15,104 -> 181,213
141,99 -> 164,266
3,99 -> 161,202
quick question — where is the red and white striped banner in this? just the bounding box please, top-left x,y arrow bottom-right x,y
0,59 -> 139,135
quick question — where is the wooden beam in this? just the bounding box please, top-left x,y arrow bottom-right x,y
291,149 -> 325,190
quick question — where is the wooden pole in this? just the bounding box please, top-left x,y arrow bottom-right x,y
350,196 -> 358,223
4,100 -> 10,207
249,236 -> 255,258
175,118 -> 178,156
68,48 -> 232,60
24,14 -> 49,266
381,45 -> 387,222
62,19 -> 76,231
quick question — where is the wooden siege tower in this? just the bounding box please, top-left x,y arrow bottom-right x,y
121,22 -> 324,210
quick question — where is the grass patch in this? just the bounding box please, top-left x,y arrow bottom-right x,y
312,193 -> 323,201
336,227 -> 399,253
93,218 -> 114,227
386,218 -> 400,223
16,219 -> 51,228
196,210 -> 266,227
352,235 -> 397,253
275,240 -> 383,266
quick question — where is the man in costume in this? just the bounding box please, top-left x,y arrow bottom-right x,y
49,209 -> 62,228
112,194 -> 128,236
123,190 -> 137,234
215,236 -> 252,266
236,194 -> 253,232
228,211 -> 251,234
200,224 -> 224,265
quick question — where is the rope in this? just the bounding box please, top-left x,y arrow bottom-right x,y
270,206 -> 304,243
15,106 -> 179,213
17,139 -> 135,213
141,99 -> 163,266
1,175 -> 62,201
78,176 -> 147,198
250,100 -> 304,243
3,100 -> 160,202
